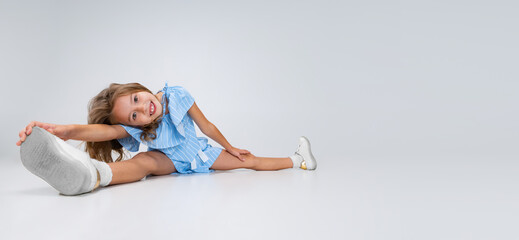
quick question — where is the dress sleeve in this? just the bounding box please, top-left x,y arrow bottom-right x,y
167,86 -> 195,128
116,125 -> 141,152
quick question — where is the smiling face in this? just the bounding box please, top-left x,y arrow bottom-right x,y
112,91 -> 163,127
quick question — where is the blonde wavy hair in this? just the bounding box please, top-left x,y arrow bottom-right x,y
85,83 -> 162,163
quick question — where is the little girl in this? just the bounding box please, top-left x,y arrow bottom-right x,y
16,82 -> 317,195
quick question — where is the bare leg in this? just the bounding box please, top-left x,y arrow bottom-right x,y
107,150 -> 176,185
210,150 -> 293,171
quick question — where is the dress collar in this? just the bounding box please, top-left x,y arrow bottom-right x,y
160,83 -> 169,117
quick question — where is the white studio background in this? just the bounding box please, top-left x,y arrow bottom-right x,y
1,0 -> 518,163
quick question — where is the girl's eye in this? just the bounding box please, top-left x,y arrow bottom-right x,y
134,95 -> 138,102
132,112 -> 137,120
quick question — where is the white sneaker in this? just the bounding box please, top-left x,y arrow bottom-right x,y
294,136 -> 317,170
20,127 -> 100,195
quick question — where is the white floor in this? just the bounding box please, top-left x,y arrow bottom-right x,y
1,155 -> 517,240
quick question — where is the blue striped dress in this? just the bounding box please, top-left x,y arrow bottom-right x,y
117,84 -> 223,173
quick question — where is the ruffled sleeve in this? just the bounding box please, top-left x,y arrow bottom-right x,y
116,124 -> 142,152
165,86 -> 195,137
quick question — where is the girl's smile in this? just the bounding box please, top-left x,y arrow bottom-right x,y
112,91 -> 164,127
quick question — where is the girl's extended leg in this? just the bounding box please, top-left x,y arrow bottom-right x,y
210,150 -> 292,171
107,150 -> 176,185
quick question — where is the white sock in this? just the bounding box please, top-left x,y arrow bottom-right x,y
90,160 -> 113,187
289,154 -> 303,169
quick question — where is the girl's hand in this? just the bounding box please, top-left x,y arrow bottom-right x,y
16,121 -> 71,146
226,147 -> 251,162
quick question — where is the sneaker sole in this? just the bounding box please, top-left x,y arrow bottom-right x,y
20,127 -> 96,195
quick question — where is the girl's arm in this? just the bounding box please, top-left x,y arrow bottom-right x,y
67,124 -> 129,142
188,102 -> 250,161
17,121 -> 129,146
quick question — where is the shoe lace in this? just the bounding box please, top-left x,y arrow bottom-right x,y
295,144 -> 302,154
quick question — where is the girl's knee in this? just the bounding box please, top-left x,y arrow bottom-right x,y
133,152 -> 160,172
133,151 -> 176,175
243,154 -> 259,169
